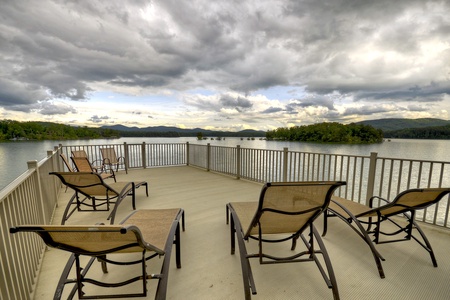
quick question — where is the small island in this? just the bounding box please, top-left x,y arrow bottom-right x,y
266,122 -> 384,144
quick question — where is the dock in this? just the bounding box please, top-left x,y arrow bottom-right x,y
33,166 -> 450,299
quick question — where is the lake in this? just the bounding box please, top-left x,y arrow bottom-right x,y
1,137 -> 449,191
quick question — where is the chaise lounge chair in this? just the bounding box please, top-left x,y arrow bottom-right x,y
71,149 -> 89,159
72,149 -> 103,171
59,154 -> 75,192
71,156 -> 116,182
322,187 -> 450,278
226,181 -> 346,300
100,147 -> 127,173
10,208 -> 185,300
60,153 -> 75,172
51,172 -> 148,224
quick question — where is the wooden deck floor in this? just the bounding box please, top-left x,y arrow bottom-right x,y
34,166 -> 450,299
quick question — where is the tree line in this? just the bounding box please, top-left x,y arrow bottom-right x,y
0,120 -> 119,141
3,119 -> 447,142
266,122 -> 384,144
384,124 -> 450,139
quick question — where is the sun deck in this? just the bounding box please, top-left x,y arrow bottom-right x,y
34,166 -> 450,299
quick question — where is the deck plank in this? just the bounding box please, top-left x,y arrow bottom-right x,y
35,166 -> 450,299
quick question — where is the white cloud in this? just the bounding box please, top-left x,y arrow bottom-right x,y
0,0 -> 449,131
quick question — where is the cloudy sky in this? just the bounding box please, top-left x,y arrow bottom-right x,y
1,0 -> 450,131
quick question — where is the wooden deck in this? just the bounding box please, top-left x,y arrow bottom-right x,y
34,166 -> 450,299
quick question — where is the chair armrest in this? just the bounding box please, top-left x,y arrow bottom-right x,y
90,159 -> 104,171
369,196 -> 391,208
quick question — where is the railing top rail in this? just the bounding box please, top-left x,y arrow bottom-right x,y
0,168 -> 35,202
190,143 -> 374,158
376,156 -> 450,164
0,147 -> 59,201
287,150 -> 371,159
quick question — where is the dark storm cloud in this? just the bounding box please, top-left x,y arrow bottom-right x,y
0,0 -> 449,119
220,95 -> 253,111
261,107 -> 284,114
35,101 -> 77,115
89,115 -> 110,123
0,78 -> 49,107
354,81 -> 450,102
285,96 -> 336,112
343,105 -> 397,116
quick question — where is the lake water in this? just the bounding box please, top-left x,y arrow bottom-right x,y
1,137 -> 449,191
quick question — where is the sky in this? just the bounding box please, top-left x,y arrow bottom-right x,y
1,0 -> 450,132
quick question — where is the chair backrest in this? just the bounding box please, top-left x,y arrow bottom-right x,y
100,147 -> 118,163
10,225 -> 163,255
72,150 -> 88,158
50,172 -> 118,197
60,154 -> 74,172
71,156 -> 94,172
376,188 -> 450,217
246,181 -> 346,237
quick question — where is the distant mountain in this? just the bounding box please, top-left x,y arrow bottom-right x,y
356,118 -> 450,139
100,125 -> 266,137
356,118 -> 450,132
101,118 -> 450,139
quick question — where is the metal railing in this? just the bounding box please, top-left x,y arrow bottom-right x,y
0,148 -> 61,300
1,141 -> 449,299
60,142 -> 187,170
188,143 -> 450,227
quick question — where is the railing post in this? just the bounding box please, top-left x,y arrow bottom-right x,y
236,145 -> 241,180
207,143 -> 211,172
186,142 -> 190,166
48,149 -> 61,208
27,160 -> 47,224
123,142 -> 129,172
282,147 -> 288,182
366,152 -> 378,205
142,142 -> 147,169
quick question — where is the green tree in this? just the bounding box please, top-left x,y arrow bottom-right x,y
266,122 -> 383,144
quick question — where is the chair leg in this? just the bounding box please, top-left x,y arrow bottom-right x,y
312,225 -> 340,300
229,208 -> 257,299
53,254 -> 76,300
97,255 -> 108,273
387,215 -> 438,268
131,183 -> 136,210
154,212 -> 183,300
230,212 -> 236,255
181,210 -> 186,232
74,254 -> 98,299
175,222 -> 182,268
350,217 -> 386,278
61,193 -> 78,225
322,209 -> 329,236
226,205 -> 229,225
327,207 -> 386,278
412,219 -> 438,267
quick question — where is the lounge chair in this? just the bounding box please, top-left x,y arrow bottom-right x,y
226,181 -> 346,300
10,208 -> 185,300
60,153 -> 75,172
71,149 -> 88,158
71,156 -> 116,182
322,187 -> 450,278
71,149 -> 103,170
60,154 -> 75,192
100,147 -> 127,174
51,172 -> 148,224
